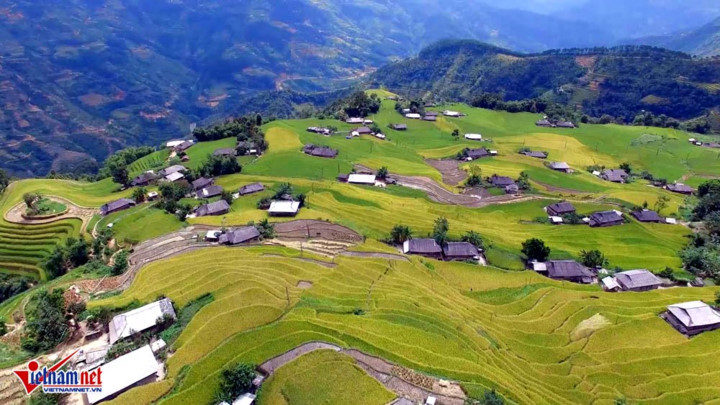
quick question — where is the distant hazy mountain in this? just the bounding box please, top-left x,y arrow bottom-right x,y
632,17 -> 720,57
368,40 -> 720,121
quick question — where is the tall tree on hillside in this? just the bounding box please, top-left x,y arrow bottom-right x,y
580,249 -> 608,268
390,225 -> 412,244
0,169 -> 9,194
522,238 -> 550,262
433,217 -> 449,246
109,162 -> 129,187
214,363 -> 256,403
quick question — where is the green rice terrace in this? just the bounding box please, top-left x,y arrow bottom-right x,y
2,90 -> 720,405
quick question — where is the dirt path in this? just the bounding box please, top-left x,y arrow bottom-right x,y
4,196 -> 98,232
533,181 -> 591,195
425,159 -> 467,186
257,341 -> 466,405
340,251 -> 409,261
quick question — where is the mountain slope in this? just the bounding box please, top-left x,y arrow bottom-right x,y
633,17 -> 720,56
367,40 -> 720,121
0,0 -> 617,177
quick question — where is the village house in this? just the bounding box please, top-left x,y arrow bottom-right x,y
422,115 -> 437,122
546,202 -> 576,217
464,133 -> 483,141
198,185 -> 223,199
465,148 -> 490,160
555,121 -> 576,128
354,126 -> 373,135
612,269 -> 663,292
196,200 -> 230,217
490,175 -> 515,188
348,173 -> 376,185
589,210 -> 624,227
505,184 -> 519,194
306,126 -> 332,135
402,239 -> 443,260
537,260 -> 594,284
521,151 -> 548,159
666,183 -> 694,195
424,110 -> 438,116
165,139 -> 186,148
548,162 -> 571,173
443,242 -> 480,261
212,148 -> 236,157
303,144 -> 338,158
108,298 -> 176,344
665,301 -> 720,336
238,182 -> 264,196
535,119 -> 554,127
601,169 -> 629,183
192,177 -> 214,191
405,113 -> 422,119
164,171 -> 185,182
390,123 -> 407,131
174,140 -> 194,153
268,200 -> 300,217
346,117 -> 364,124
443,110 -> 461,117
237,141 -> 259,155
147,191 -> 159,201
130,171 -> 157,187
85,345 -> 159,405
159,165 -> 186,178
631,209 -> 663,223
219,393 -> 257,405
337,174 -> 349,183
219,226 -> 261,245
100,198 -> 136,216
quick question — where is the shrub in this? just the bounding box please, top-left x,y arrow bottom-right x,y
214,363 -> 256,403
521,238 -> 550,262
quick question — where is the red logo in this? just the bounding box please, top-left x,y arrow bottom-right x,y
13,350 -> 102,395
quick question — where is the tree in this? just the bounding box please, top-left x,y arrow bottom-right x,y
452,129 -> 460,140
619,162 -> 632,174
580,249 -> 608,268
0,168 -> 9,194
112,250 -> 129,275
521,238 -> 550,262
516,171 -> 530,190
433,217 -> 449,246
66,238 -> 89,268
214,363 -> 256,403
220,190 -> 234,205
390,225 -> 412,244
462,231 -> 484,250
256,219 -> 275,239
705,212 -> 720,237
132,187 -> 146,203
23,192 -> 40,208
109,162 -> 129,187
42,246 -> 68,279
377,166 -> 389,180
466,174 -> 482,187
21,289 -> 68,353
654,195 -> 670,215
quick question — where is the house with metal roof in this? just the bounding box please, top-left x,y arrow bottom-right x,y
601,169 -> 629,183
199,185 -> 223,199
100,198 -> 136,216
443,242 -> 480,261
403,239 -> 443,259
549,162 -> 571,173
490,175 -> 515,188
464,133 -> 483,141
192,177 -> 214,191
196,200 -> 230,217
614,269 -> 662,291
348,174 -> 376,185
665,301 -> 720,336
268,200 -> 300,217
238,183 -> 265,196
543,260 -> 594,284
108,298 -> 176,344
219,227 -> 261,245
666,183 -> 694,195
546,202 -> 576,217
85,345 -> 159,404
589,211 -> 624,227
631,209 -> 663,223
212,148 -> 236,157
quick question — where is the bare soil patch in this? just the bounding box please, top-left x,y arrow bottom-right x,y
425,159 -> 467,186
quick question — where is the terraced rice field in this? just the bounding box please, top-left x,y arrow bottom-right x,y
128,149 -> 170,177
91,247 -> 720,405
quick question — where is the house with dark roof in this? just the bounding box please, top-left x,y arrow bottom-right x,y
589,211 -> 624,227
505,184 -> 519,194
402,239 -> 443,260
555,121 -> 576,128
424,110 -> 438,116
422,115 -> 437,121
490,175 -> 515,188
548,162 -> 571,173
198,185 -> 223,199
174,141 -> 194,152
546,202 -> 576,217
665,301 -> 720,336
238,183 -> 265,196
443,242 -> 480,261
601,169 -> 629,183
192,177 -> 214,191
521,151 -> 548,159
390,124 -> 407,131
614,269 -> 662,292
354,126 -> 373,135
543,260 -> 594,284
303,144 -> 338,158
212,148 -> 236,157
535,119 -> 553,127
666,183 -> 694,195
195,200 -> 230,217
631,209 -> 663,223
218,227 -> 261,245
131,172 -> 157,187
101,199 -> 136,216
158,165 -> 186,177
465,148 -> 490,160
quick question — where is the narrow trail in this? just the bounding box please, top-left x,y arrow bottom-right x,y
258,341 -> 466,405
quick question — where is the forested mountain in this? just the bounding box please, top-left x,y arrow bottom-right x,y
368,40 -> 720,122
633,17 -> 720,57
0,0 -> 618,177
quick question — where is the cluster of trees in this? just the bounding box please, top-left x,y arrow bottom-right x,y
21,289 -> 75,353
258,183 -> 306,209
465,389 -> 506,405
470,93 -> 575,121
393,98 -> 425,116
389,217 -> 485,250
42,237 -> 90,279
193,116 -> 267,155
522,239 -> 609,269
198,155 -> 242,177
323,91 -> 381,119
214,362 -> 256,403
680,180 -> 720,281
0,274 -> 32,306
157,181 -> 193,220
43,227 -> 123,279
98,146 -> 156,186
